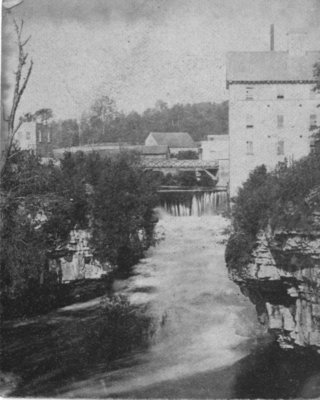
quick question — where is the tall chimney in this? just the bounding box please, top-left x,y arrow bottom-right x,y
270,24 -> 274,51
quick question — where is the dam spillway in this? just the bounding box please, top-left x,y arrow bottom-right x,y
159,190 -> 229,216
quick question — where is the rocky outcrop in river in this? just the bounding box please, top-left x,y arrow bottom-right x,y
228,214 -> 320,351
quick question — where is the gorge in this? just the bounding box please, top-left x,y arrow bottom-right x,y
228,223 -> 320,351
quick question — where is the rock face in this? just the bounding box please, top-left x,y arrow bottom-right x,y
49,230 -> 111,282
229,226 -> 320,350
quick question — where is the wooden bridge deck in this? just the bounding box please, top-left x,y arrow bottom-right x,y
141,159 -> 219,170
158,185 -> 228,193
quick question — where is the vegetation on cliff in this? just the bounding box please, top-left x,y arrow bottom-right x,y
226,151 -> 320,271
0,150 -> 158,317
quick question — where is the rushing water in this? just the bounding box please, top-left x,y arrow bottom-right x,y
60,213 -> 267,398
3,212 -> 320,398
161,191 -> 228,216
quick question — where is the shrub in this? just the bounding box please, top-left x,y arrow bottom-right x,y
227,151 -> 320,271
98,294 -> 155,356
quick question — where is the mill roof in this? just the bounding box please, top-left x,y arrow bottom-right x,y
147,132 -> 196,148
226,51 -> 320,83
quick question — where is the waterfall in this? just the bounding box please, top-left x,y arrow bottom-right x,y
161,191 -> 228,216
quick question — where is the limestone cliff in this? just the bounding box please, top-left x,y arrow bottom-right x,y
228,218 -> 320,351
49,229 -> 111,282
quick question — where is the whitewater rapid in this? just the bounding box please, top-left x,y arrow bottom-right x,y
63,212 -> 263,397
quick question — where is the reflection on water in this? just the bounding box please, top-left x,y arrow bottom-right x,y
3,212 -> 320,398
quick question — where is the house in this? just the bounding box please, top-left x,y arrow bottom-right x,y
145,132 -> 198,156
227,28 -> 320,196
15,121 -> 53,157
200,135 -> 229,186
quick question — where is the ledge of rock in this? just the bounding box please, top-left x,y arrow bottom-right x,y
228,227 -> 320,351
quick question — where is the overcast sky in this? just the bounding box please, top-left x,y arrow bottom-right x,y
2,0 -> 320,120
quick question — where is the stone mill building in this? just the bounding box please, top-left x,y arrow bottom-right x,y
227,26 -> 320,196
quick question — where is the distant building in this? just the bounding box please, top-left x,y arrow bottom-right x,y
145,132 -> 198,156
15,121 -> 53,157
200,135 -> 229,186
227,28 -> 320,196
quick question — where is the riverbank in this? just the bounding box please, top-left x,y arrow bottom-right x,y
4,213 -> 320,398
225,153 -> 320,353
1,276 -> 114,321
1,213 -> 266,397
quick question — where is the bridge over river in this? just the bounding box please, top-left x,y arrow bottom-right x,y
142,158 -> 219,185
141,159 -> 228,216
141,158 -> 218,172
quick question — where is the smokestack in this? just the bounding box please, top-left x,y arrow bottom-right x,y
270,24 -> 274,51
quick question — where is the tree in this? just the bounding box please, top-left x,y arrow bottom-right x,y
89,95 -> 117,140
90,153 -> 158,269
34,108 -> 53,125
312,61 -> 320,152
1,19 -> 33,173
314,61 -> 320,93
0,152 -> 87,302
61,119 -> 80,147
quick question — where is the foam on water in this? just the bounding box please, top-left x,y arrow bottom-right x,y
64,213 -> 261,397
162,191 -> 228,216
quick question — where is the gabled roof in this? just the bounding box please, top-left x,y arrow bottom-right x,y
226,51 -> 320,83
148,132 -> 196,148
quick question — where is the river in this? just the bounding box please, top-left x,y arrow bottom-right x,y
2,212 -> 320,398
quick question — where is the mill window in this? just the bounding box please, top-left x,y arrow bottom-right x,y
310,114 -> 317,129
277,87 -> 284,99
277,140 -> 284,156
246,114 -> 254,128
245,86 -> 254,100
37,130 -> 42,143
246,141 -> 253,155
277,115 -> 284,129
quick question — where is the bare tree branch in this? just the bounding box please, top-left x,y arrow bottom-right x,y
3,18 -> 34,169
21,35 -> 31,47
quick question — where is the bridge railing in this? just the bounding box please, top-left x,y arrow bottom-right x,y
141,159 -> 219,169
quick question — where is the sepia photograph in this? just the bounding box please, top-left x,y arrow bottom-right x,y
1,0 -> 320,398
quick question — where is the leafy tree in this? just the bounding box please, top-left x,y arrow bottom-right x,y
226,151 -> 320,271
65,100 -> 228,146
34,108 -> 53,125
88,96 -> 118,142
311,60 -> 320,151
50,119 -> 80,148
0,152 -> 87,299
314,60 -> 320,93
90,152 -> 158,269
